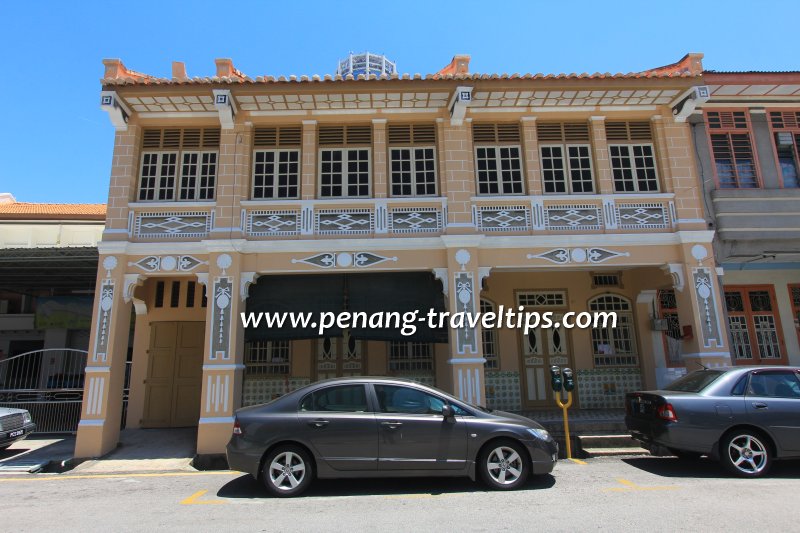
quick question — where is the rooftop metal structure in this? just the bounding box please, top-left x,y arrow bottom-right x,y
336,52 -> 396,78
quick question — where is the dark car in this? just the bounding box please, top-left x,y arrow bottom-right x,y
227,376 -> 558,496
0,407 -> 36,450
626,366 -> 800,477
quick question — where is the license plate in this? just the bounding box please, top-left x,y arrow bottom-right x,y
8,429 -> 23,438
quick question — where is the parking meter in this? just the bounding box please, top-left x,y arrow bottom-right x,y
549,365 -> 562,392
562,367 -> 575,392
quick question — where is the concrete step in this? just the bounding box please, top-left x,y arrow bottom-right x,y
581,447 -> 650,457
578,434 -> 639,449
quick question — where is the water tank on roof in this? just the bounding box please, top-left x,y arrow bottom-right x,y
337,52 -> 396,78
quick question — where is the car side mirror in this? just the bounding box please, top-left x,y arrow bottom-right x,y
442,404 -> 456,419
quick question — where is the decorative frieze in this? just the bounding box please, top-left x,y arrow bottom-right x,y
246,210 -> 301,237
315,209 -> 374,235
388,207 -> 443,233
543,204 -> 602,231
528,247 -> 630,264
474,206 -> 531,232
291,252 -> 398,269
130,255 -> 207,272
615,203 -> 670,229
134,211 -> 212,238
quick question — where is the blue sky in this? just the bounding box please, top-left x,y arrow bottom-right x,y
2,0 -> 798,204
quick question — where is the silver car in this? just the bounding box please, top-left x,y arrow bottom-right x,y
0,407 -> 36,450
626,366 -> 800,477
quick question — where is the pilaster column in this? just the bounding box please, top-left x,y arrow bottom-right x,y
636,290 -> 664,390
521,116 -> 541,196
104,124 -> 142,240
672,243 -> 731,370
442,120 -> 476,231
196,250 -> 246,454
74,255 -> 132,458
301,120 -> 317,200
372,119 -> 388,198
213,123 -> 252,239
124,295 -> 150,429
590,116 -> 614,194
442,240 -> 486,405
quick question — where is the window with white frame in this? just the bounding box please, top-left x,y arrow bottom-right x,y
318,125 -> 372,198
481,299 -> 499,370
388,124 -> 437,196
138,128 -> 220,201
388,341 -> 434,373
473,123 -> 524,195
537,122 -> 595,193
252,126 -> 302,199
244,340 -> 291,375
606,121 -> 659,193
589,294 -> 639,367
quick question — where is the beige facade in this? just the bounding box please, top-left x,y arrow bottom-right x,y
76,53 -> 732,457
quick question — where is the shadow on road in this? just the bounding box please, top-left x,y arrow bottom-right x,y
217,473 -> 556,499
622,456 -> 800,479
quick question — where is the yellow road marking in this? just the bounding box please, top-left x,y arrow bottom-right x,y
604,478 -> 677,492
568,458 -> 588,465
180,489 -> 227,505
0,471 -> 239,483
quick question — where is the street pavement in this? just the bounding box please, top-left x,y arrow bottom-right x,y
2,455 -> 799,531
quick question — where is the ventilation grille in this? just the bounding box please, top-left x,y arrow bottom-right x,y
142,128 -> 221,149
537,122 -> 590,142
254,126 -> 302,147
318,125 -> 372,146
472,123 -> 521,143
770,111 -> 800,130
592,273 -> 622,288
387,124 -> 436,144
605,121 -> 652,141
706,111 -> 748,130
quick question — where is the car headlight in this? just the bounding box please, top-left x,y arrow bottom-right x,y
527,428 -> 551,440
23,411 -> 32,424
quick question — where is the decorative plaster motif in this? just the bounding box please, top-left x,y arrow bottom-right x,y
616,203 -> 670,229
130,255 -> 207,273
135,212 -> 211,238
291,252 -> 398,269
206,374 -> 230,413
691,244 -> 708,264
216,254 -> 232,275
315,209 -> 374,235
454,271 -> 477,354
455,249 -> 471,270
102,256 -> 117,277
661,263 -> 685,292
93,279 -> 114,362
247,210 -> 301,236
85,376 -> 105,415
211,277 -> 233,360
527,247 -> 630,264
389,208 -> 443,233
432,268 -> 449,297
123,274 -> 144,303
693,267 -> 723,348
544,205 -> 601,231
475,207 -> 531,232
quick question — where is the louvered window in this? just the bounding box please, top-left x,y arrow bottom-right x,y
318,125 -> 372,198
769,111 -> 800,188
139,127 -> 220,201
388,124 -> 437,196
725,287 -> 785,364
706,111 -> 759,189
537,122 -> 594,193
473,123 -> 524,195
252,126 -> 302,199
605,121 -> 659,193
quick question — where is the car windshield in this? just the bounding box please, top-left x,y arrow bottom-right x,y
663,370 -> 726,392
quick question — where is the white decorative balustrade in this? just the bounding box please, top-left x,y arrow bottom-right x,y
131,208 -> 213,239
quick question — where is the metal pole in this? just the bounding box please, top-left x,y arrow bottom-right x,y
555,391 -> 573,459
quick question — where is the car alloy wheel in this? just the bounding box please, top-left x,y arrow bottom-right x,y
480,441 -> 528,489
262,446 -> 313,497
723,433 -> 770,477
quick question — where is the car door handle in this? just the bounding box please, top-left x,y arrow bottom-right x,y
381,421 -> 403,429
752,402 -> 769,410
309,419 -> 330,428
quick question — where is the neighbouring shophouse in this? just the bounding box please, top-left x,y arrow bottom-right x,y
77,51 -> 730,458
0,193 -> 105,431
690,71 -> 800,368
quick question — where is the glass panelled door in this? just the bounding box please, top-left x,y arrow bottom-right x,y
316,331 -> 364,380
520,311 -> 572,409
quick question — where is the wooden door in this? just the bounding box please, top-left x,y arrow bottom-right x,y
519,313 -> 573,409
315,333 -> 364,380
143,322 -> 204,427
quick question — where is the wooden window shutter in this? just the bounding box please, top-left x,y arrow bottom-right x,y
770,111 -> 800,130
537,122 -> 590,142
605,121 -> 651,141
707,111 -> 748,130
142,127 -> 220,149
254,126 -> 302,147
473,123 -> 520,143
388,124 -> 436,145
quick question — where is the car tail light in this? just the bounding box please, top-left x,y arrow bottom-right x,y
233,420 -> 243,435
657,403 -> 678,422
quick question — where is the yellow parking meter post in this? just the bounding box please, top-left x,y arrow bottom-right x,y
555,391 -> 573,459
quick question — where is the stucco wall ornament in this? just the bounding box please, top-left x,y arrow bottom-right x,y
130,255 -> 207,273
527,247 -> 630,264
291,252 -> 398,269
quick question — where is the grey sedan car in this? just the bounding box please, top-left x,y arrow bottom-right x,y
626,366 -> 800,477
227,377 -> 558,497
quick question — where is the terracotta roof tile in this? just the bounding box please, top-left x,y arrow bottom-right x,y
0,202 -> 106,221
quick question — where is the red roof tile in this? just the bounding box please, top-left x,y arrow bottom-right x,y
0,202 -> 106,221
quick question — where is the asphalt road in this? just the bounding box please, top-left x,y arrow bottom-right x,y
2,456 -> 799,532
